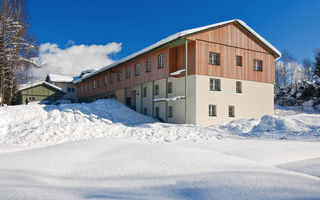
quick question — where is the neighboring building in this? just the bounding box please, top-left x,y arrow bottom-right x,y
46,74 -> 78,102
74,19 -> 281,126
15,81 -> 66,104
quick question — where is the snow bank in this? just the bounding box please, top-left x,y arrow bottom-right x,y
0,138 -> 319,200
0,100 -> 320,146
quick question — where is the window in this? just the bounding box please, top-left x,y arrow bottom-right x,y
168,106 -> 173,118
126,67 -> 130,79
67,87 -> 72,92
146,58 -> 151,72
209,52 -> 220,65
158,54 -> 164,68
71,88 -> 75,92
110,73 -> 114,83
117,70 -> 122,81
229,106 -> 235,117
135,63 -> 140,76
80,85 -> 83,94
236,81 -> 242,93
143,87 -> 147,97
168,82 -> 173,93
155,107 -> 160,118
98,78 -> 101,88
104,76 -> 107,86
143,107 -> 148,115
93,80 -> 96,89
254,59 -> 263,71
236,56 -> 242,66
209,105 -> 217,117
155,84 -> 159,95
88,82 -> 91,91
210,78 -> 221,91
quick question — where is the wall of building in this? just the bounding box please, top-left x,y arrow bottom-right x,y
53,82 -> 78,102
193,74 -> 274,126
188,23 -> 275,84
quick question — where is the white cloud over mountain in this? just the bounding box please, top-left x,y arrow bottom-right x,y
32,42 -> 122,79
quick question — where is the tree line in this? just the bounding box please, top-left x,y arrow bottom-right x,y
275,49 -> 320,90
0,0 -> 38,105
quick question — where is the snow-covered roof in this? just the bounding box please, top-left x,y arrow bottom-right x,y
46,74 -> 77,83
74,19 -> 281,83
18,81 -> 66,93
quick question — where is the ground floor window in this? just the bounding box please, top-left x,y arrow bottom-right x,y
209,105 -> 216,117
168,106 -> 173,118
144,107 -> 148,115
155,107 -> 160,118
229,106 -> 235,117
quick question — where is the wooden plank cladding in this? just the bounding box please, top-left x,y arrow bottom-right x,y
78,47 -> 170,99
77,21 -> 277,100
187,23 -> 275,83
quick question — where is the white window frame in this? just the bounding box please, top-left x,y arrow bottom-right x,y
229,106 -> 235,117
126,67 -> 130,79
210,78 -> 221,91
155,84 -> 159,95
146,58 -> 151,72
158,54 -> 164,68
209,105 -> 217,117
168,82 -> 173,93
236,81 -> 242,93
135,63 -> 140,76
209,52 -> 220,65
168,106 -> 173,118
254,59 -> 263,71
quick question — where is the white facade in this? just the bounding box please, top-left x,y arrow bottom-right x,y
120,74 -> 274,127
52,82 -> 78,102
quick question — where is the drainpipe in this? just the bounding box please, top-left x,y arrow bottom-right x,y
152,80 -> 155,118
165,77 -> 168,123
140,83 -> 143,113
185,39 -> 188,124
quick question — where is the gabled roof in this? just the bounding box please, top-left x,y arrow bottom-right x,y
46,73 -> 78,83
18,81 -> 66,93
74,19 -> 281,83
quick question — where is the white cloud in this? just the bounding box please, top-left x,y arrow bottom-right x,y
32,42 -> 122,80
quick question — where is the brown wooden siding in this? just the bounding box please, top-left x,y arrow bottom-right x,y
77,22 -> 276,100
187,23 -> 275,83
78,47 -> 170,99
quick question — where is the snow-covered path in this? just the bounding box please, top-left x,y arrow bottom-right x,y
0,100 -> 320,199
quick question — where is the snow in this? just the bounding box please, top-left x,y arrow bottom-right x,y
170,69 -> 186,76
0,101 -> 320,199
46,73 -> 75,82
18,81 -> 66,93
153,96 -> 185,102
74,19 -> 281,84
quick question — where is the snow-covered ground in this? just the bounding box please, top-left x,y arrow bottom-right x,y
0,100 -> 320,199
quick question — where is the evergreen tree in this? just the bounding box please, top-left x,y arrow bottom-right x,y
314,50 -> 320,78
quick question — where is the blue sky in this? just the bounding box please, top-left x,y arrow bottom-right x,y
28,0 -> 320,63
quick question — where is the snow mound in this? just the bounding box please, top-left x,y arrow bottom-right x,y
0,100 -> 320,146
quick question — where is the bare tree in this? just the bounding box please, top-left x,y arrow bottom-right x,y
302,58 -> 313,81
0,0 -> 38,105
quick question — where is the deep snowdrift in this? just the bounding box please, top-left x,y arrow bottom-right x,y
1,138 -> 320,200
1,100 -> 320,199
0,100 -> 319,145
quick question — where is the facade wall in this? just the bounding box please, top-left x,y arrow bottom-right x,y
76,22 -> 277,126
53,82 -> 78,102
193,74 -> 274,126
188,23 -> 275,84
